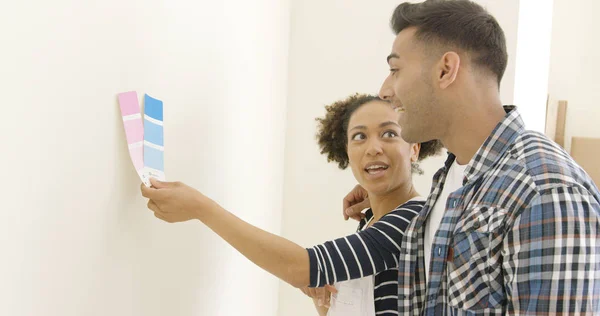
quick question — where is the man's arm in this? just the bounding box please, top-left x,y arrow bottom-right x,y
342,184 -> 370,221
504,185 -> 600,314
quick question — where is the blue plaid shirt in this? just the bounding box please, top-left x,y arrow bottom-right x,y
397,106 -> 600,315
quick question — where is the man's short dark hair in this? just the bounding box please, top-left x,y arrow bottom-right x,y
391,0 -> 508,85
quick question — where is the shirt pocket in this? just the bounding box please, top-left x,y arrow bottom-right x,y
447,206 -> 506,312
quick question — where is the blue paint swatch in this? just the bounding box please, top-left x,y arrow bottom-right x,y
144,146 -> 164,171
144,94 -> 163,121
144,120 -> 164,146
143,94 -> 164,177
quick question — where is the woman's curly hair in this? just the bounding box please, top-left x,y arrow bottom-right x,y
316,93 -> 443,174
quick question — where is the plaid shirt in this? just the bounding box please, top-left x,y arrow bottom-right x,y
397,106 -> 600,315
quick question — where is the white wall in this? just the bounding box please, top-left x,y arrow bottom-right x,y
278,1 -> 520,315
513,0 -> 554,133
546,0 -> 600,151
0,1 -> 290,315
478,0 -> 520,105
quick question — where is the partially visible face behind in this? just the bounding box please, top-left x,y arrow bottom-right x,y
347,101 -> 419,196
379,27 -> 446,144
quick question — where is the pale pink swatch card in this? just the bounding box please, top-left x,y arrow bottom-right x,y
118,91 -> 145,181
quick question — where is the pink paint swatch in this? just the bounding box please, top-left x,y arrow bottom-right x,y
118,91 -> 142,116
117,91 -> 145,180
129,146 -> 144,171
123,119 -> 143,143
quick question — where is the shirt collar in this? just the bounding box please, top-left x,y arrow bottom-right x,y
445,105 -> 525,184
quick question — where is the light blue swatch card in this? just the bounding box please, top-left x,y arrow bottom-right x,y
142,94 -> 164,185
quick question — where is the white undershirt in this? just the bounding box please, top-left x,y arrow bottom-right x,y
424,159 -> 467,282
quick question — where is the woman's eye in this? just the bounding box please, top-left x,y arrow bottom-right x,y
352,133 -> 366,141
382,130 -> 398,138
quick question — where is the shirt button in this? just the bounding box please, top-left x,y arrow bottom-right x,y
453,201 -> 457,207
437,247 -> 442,256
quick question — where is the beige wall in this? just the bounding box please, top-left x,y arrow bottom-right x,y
546,0 -> 600,152
0,1 -> 290,315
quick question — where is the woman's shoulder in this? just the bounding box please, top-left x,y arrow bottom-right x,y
384,197 -> 426,219
395,196 -> 426,210
357,197 -> 426,231
357,208 -> 374,231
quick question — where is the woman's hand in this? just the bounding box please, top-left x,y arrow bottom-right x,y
141,178 -> 215,223
299,285 -> 338,307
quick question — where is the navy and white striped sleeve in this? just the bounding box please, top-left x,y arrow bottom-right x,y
306,201 -> 423,287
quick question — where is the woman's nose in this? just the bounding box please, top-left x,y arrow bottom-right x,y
365,139 -> 383,156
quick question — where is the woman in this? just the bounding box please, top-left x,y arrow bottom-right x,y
141,94 -> 442,315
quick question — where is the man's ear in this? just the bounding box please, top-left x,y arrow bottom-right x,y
436,51 -> 460,89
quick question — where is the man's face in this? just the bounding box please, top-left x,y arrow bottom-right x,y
379,27 -> 443,144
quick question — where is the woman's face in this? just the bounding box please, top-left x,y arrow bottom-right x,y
347,101 -> 419,196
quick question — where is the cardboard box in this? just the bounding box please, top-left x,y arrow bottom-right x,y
554,101 -> 568,148
570,137 -> 600,185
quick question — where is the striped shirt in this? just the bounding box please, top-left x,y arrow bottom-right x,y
307,199 -> 424,315
397,106 -> 600,315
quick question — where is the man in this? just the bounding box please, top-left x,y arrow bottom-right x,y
342,0 -> 600,315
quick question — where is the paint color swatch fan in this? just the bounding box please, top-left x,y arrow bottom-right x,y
118,91 -> 165,186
